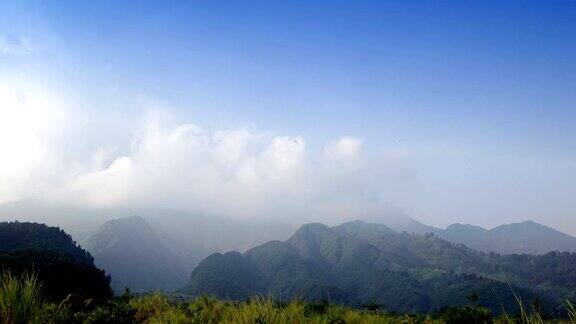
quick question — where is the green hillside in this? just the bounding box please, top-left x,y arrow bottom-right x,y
186,220 -> 576,315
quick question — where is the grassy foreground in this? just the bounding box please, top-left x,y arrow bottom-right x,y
1,272 -> 575,324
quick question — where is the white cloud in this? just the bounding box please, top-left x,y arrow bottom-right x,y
0,81 -> 417,224
47,121 -> 313,216
49,156 -> 134,207
0,78 -> 69,203
323,137 -> 363,170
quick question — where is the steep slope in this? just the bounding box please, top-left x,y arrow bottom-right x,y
83,215 -> 187,293
186,221 -> 561,314
0,222 -> 112,302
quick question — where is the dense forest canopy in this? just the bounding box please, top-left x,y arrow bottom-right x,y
0,222 -> 112,302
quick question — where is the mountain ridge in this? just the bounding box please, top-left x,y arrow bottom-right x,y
185,220 -> 575,314
375,216 -> 576,255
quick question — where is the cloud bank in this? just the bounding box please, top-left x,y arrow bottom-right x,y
0,80 -> 416,224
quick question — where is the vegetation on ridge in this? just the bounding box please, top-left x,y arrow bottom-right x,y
0,222 -> 112,302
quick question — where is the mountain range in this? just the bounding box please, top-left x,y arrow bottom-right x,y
0,201 -> 576,311
186,220 -> 576,314
80,213 -> 576,294
1,213 -> 575,314
3,201 -> 574,256
377,216 -> 576,255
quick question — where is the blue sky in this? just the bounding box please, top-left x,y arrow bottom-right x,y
1,1 -> 575,232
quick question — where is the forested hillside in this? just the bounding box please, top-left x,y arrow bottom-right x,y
0,222 -> 112,301
187,220 -> 576,315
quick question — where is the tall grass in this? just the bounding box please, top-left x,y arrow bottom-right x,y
511,298 -> 544,324
0,272 -> 42,324
0,272 -> 575,323
135,295 -> 440,324
566,300 -> 576,323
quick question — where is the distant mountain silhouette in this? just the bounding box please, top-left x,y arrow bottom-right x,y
481,220 -> 576,254
367,215 -> 442,235
2,200 -> 573,256
83,215 -> 187,293
186,220 -> 576,314
440,220 -> 576,255
372,216 -> 576,255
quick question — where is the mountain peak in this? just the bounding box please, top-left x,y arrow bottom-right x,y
367,215 -> 441,234
290,223 -> 332,238
445,223 -> 487,232
516,220 -> 542,227
112,214 -> 146,225
288,223 -> 334,245
335,220 -> 397,236
83,215 -> 187,292
491,220 -> 556,232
